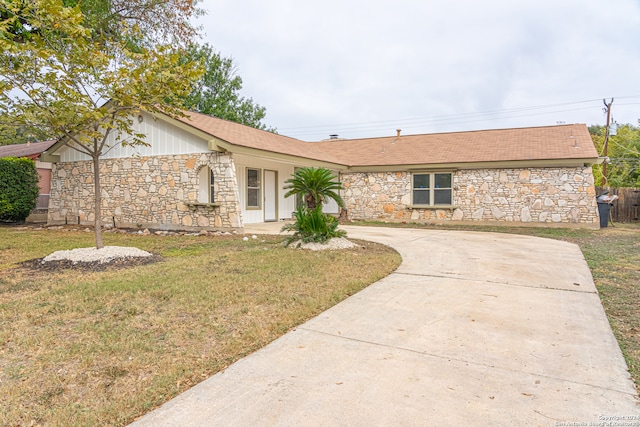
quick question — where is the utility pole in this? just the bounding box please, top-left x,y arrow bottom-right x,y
602,98 -> 614,184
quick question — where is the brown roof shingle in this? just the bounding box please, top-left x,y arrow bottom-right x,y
314,124 -> 598,166
0,140 -> 57,160
176,111 -> 344,165
176,111 -> 599,167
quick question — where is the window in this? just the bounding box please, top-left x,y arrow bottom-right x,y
247,168 -> 261,209
198,166 -> 215,203
412,172 -> 453,206
209,169 -> 215,202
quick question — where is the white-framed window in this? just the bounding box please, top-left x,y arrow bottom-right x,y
247,168 -> 261,209
412,172 -> 453,206
198,166 -> 215,203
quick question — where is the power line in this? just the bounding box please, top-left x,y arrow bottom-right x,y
280,96 -> 640,138
287,105 -> 603,137
288,107 -> 598,137
279,98 -> 607,132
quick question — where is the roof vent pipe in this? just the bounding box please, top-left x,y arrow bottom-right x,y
329,134 -> 339,139
396,129 -> 401,138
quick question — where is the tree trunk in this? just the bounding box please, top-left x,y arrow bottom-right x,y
306,193 -> 316,210
338,208 -> 349,223
92,153 -> 104,249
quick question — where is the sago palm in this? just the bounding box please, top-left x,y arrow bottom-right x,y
283,167 -> 344,210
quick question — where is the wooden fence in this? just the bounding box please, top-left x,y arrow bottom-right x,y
595,186 -> 640,223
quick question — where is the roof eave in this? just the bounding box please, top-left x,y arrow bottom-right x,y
40,150 -> 61,163
215,139 -> 348,170
345,157 -> 600,173
40,136 -> 67,161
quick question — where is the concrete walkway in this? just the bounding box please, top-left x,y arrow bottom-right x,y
131,225 -> 639,426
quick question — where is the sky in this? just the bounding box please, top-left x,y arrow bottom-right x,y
195,0 -> 640,141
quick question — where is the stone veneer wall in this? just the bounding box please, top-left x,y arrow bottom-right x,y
48,152 -> 243,230
341,167 -> 599,226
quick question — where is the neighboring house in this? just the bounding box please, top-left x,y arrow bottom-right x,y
0,140 -> 57,220
41,111 -> 601,231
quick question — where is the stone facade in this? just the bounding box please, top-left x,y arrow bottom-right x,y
48,152 -> 243,231
340,167 -> 599,226
49,154 -> 600,230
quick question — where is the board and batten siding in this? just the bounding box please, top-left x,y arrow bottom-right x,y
59,112 -> 209,162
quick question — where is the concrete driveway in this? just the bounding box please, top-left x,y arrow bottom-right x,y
131,225 -> 639,426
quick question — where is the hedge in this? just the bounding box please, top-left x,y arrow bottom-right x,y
0,157 -> 40,222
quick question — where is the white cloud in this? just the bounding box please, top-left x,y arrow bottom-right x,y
197,0 -> 640,140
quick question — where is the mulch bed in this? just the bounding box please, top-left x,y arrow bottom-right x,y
20,254 -> 163,272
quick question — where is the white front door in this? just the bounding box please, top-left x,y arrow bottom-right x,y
264,170 -> 277,222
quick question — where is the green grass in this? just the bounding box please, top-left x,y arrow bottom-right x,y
352,219 -> 640,390
3,221 -> 638,425
0,226 -> 401,426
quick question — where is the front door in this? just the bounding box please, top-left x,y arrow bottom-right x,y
264,170 -> 277,222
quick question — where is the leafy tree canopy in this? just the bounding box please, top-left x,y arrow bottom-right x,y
1,0 -> 202,48
0,123 -> 50,145
182,43 -> 275,131
0,0 -> 202,147
590,122 -> 640,187
0,0 -> 203,247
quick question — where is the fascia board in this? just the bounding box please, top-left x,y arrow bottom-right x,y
345,158 -> 600,173
215,139 -> 349,170
39,152 -> 61,162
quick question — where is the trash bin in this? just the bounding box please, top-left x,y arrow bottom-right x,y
597,202 -> 611,228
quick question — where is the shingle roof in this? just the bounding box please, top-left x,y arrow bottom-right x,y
0,140 -> 57,160
313,124 -> 598,166
176,111 -> 343,165
178,111 -> 598,167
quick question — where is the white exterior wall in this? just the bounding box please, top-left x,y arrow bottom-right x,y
233,154 -> 342,223
59,112 -> 209,162
323,197 -> 340,214
234,154 -> 298,224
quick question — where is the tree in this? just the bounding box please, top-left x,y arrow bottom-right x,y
2,0 -> 202,47
0,0 -> 203,248
0,157 -> 39,222
0,123 -> 51,145
590,123 -> 640,187
182,43 -> 274,131
72,0 -> 203,48
282,167 -> 346,245
283,167 -> 344,210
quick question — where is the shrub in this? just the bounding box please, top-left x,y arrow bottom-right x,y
281,206 -> 346,246
283,167 -> 344,210
0,157 -> 40,222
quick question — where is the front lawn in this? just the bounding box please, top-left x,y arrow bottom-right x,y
0,226 -> 401,426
